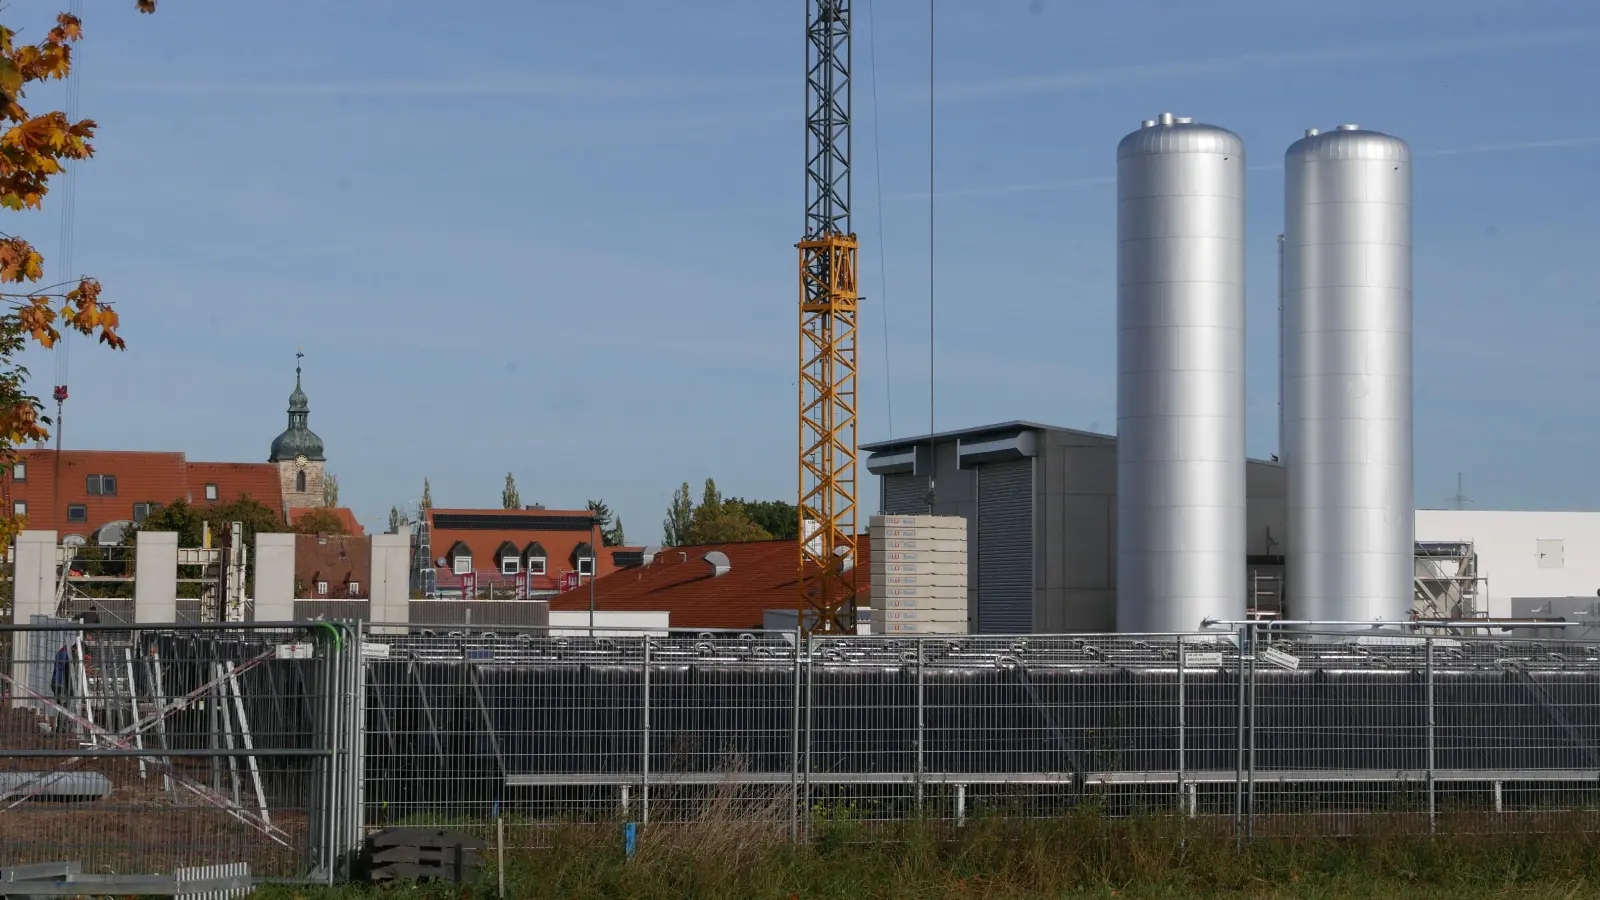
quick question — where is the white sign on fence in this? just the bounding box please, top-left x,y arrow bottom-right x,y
1260,647 -> 1301,670
275,643 -> 314,660
361,642 -> 391,660
1184,652 -> 1224,668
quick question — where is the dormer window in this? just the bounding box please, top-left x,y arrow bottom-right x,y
573,542 -> 596,577
496,540 -> 520,575
522,541 -> 548,576
446,540 -> 473,575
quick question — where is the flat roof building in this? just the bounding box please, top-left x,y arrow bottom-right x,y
864,420 -> 1286,633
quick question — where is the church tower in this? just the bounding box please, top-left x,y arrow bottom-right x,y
270,350 -> 327,511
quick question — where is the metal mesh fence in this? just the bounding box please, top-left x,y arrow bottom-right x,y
9,619 -> 1600,871
352,624 -> 1600,846
0,621 -> 362,882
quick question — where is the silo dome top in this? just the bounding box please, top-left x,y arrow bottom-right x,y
1117,115 -> 1244,160
1287,125 -> 1410,164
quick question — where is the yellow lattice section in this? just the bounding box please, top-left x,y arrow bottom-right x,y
797,232 -> 860,635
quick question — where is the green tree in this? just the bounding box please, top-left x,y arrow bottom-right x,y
388,506 -> 403,532
295,507 -> 347,535
322,470 -> 340,507
729,498 -> 799,541
686,479 -> 772,544
137,496 -> 290,548
585,498 -> 618,544
0,7 -> 157,541
609,517 -> 626,547
663,482 -> 694,547
502,473 -> 520,509
421,477 -> 432,510
136,496 -> 290,599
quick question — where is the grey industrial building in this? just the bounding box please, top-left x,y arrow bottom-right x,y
863,421 -> 1286,633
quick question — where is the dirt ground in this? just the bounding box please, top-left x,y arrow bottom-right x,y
0,706 -> 310,877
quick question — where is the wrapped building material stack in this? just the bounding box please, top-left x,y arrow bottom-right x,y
868,515 -> 969,634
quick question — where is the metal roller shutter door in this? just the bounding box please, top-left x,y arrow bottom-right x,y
977,459 -> 1033,634
881,474 -> 931,516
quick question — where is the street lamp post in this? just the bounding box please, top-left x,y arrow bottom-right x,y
588,516 -> 599,636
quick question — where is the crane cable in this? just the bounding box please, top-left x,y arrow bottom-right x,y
863,0 -> 893,438
52,0 -> 84,533
926,0 -> 936,512
55,0 -> 83,395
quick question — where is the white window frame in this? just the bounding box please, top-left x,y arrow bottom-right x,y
12,500 -> 25,516
500,557 -> 520,575
453,555 -> 473,575
527,557 -> 547,576
11,461 -> 24,482
317,581 -> 329,595
205,483 -> 219,501
577,557 -> 595,577
349,581 -> 361,595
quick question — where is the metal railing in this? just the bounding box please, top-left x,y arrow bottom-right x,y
0,620 -> 363,882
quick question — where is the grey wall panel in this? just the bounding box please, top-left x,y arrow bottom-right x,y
1246,460 -> 1288,557
977,459 -> 1034,634
1059,494 -> 1114,591
1036,589 -> 1116,633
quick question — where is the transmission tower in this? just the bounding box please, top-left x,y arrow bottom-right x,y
797,0 -> 859,635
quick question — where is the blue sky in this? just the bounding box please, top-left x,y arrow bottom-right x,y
13,0 -> 1600,537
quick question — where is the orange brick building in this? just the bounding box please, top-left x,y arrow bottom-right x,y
2,358 -> 361,542
420,507 -> 643,599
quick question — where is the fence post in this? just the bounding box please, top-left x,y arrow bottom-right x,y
1233,624 -> 1247,848
1426,635 -> 1436,835
803,633 -> 815,844
641,635 -> 651,828
790,627 -> 802,844
915,638 -> 926,813
1246,623 -> 1257,839
1177,637 -> 1186,816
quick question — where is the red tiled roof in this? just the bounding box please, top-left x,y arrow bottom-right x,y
289,506 -> 365,536
4,450 -> 284,537
187,462 -> 284,510
553,536 -> 871,629
295,533 -> 371,598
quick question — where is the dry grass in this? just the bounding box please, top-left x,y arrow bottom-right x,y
253,803 -> 1600,900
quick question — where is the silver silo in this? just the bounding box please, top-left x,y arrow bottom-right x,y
1116,113 -> 1247,633
1283,124 -> 1413,626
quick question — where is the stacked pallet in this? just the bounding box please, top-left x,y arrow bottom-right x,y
361,828 -> 486,884
868,515 -> 969,634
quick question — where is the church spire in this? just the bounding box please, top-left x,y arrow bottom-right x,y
271,347 -> 324,462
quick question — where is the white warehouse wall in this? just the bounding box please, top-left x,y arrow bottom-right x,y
1415,510 -> 1600,619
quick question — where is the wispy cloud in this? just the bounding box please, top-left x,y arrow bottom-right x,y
939,29 -> 1590,102
1419,136 -> 1600,157
930,134 -> 1600,200
109,73 -> 781,100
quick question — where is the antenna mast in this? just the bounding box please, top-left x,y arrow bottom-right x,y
797,0 -> 859,635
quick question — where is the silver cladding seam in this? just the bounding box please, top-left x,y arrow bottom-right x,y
1116,115 -> 1248,632
1283,125 -> 1414,626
